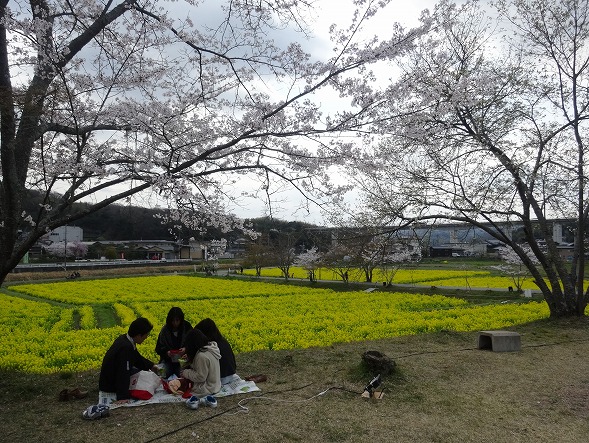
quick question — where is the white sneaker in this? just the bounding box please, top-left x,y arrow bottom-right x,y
186,395 -> 199,410
200,395 -> 218,408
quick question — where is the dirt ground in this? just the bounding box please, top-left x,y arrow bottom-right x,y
1,317 -> 589,443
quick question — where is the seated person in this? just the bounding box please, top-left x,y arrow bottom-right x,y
155,307 -> 192,377
98,317 -> 158,404
180,329 -> 221,396
195,318 -> 237,384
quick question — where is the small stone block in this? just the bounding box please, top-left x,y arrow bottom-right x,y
478,330 -> 521,352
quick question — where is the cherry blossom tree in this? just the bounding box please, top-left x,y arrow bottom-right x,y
322,243 -> 355,283
379,246 -> 416,286
493,245 -> 539,292
322,227 -> 393,283
0,0 -> 427,284
345,0 -> 589,317
205,238 -> 226,263
341,231 -> 384,283
44,240 -> 87,258
294,246 -> 322,281
71,241 -> 88,259
271,241 -> 297,280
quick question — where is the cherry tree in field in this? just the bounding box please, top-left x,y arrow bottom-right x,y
339,0 -> 589,317
353,234 -> 384,283
271,243 -> 297,280
243,238 -> 273,277
322,243 -> 355,283
205,238 -> 227,264
321,226 -> 394,283
493,245 -> 540,293
294,246 -> 322,282
379,246 -> 417,287
0,0 -> 427,284
44,240 -> 88,259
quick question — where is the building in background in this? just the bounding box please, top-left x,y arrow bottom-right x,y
46,225 -> 83,243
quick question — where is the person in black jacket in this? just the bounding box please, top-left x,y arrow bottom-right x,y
155,307 -> 192,377
194,318 -> 237,384
98,317 -> 157,403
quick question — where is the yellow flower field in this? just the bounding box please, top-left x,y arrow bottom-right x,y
1,275 -> 549,373
9,275 -> 332,304
246,266 -> 589,290
243,267 -> 490,284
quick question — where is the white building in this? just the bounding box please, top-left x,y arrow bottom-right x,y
47,225 -> 83,243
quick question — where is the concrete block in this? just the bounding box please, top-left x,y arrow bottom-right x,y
477,330 -> 521,352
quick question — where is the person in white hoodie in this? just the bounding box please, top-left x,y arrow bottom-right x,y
181,329 -> 221,396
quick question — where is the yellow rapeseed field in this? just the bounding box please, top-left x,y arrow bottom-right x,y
1,275 -> 549,373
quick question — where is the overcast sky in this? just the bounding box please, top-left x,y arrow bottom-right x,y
226,0 -> 439,224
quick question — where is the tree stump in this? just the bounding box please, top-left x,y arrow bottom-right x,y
362,350 -> 395,376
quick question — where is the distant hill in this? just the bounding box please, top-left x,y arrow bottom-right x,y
23,190 -> 322,243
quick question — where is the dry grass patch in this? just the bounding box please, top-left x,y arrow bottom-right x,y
1,318 -> 589,442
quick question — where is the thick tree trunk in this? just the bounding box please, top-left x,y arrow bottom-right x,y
545,290 -> 587,318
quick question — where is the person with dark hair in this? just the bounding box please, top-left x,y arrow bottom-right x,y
181,329 -> 221,396
155,307 -> 192,377
98,317 -> 158,404
194,318 -> 237,384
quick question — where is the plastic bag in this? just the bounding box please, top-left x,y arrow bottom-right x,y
129,370 -> 161,400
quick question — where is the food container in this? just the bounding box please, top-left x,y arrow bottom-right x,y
169,349 -> 183,362
155,363 -> 166,377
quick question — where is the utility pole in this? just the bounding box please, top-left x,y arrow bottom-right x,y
64,225 -> 67,272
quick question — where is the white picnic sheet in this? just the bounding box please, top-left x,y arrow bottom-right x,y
109,376 -> 260,409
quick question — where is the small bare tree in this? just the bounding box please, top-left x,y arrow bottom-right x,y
243,239 -> 272,277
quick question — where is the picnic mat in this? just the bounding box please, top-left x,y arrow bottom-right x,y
109,376 -> 261,409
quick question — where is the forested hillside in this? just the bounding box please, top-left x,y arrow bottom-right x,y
24,190 -> 320,242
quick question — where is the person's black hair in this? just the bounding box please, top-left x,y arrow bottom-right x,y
166,307 -> 185,328
194,318 -> 223,342
183,329 -> 210,361
128,317 -> 153,337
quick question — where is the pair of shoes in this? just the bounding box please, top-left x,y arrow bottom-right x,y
245,374 -> 267,383
82,404 -> 110,420
185,395 -> 218,410
186,395 -> 200,410
200,395 -> 218,408
59,387 -> 88,401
